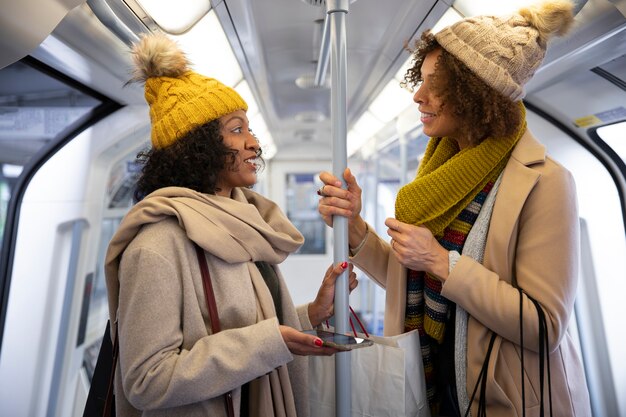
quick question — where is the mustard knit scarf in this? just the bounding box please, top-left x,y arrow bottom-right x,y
395,104 -> 526,238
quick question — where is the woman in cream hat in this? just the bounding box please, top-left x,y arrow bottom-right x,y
317,1 -> 591,416
104,33 -> 357,417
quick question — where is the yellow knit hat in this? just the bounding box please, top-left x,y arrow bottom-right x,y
434,0 -> 575,101
131,33 -> 247,149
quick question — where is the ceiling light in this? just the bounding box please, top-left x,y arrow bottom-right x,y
453,0 -> 536,18
347,131 -> 368,158
171,10 -> 242,87
249,112 -> 276,160
235,80 -> 259,118
134,0 -> 211,34
295,73 -> 330,89
352,111 -> 384,135
2,164 -> 23,178
432,7 -> 464,33
368,79 -> 414,123
295,111 -> 326,122
347,111 -> 385,157
395,56 -> 413,82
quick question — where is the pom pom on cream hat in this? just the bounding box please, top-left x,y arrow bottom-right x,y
130,33 -> 247,149
434,0 -> 576,101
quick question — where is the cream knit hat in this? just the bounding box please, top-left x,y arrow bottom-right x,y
434,0 -> 575,101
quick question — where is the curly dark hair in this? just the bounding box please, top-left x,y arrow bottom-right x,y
402,31 -> 522,146
134,120 -> 264,201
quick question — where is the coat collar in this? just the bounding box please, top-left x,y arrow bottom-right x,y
484,129 -> 546,279
510,128 -> 546,167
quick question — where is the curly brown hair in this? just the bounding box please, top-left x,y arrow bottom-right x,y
402,31 -> 522,146
134,120 -> 264,201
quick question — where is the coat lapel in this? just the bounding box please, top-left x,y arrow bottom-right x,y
483,129 -> 546,283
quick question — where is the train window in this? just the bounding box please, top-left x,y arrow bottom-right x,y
106,156 -> 143,209
596,121 -> 626,163
285,173 -> 327,255
0,58 -> 101,250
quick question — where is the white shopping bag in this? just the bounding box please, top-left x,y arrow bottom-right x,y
309,329 -> 430,417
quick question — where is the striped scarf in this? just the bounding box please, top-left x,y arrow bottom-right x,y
404,180 -> 494,408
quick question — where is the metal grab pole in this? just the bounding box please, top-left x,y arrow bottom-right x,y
326,1 -> 351,416
314,15 -> 330,87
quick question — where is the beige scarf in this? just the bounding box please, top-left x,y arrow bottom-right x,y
105,186 -> 305,417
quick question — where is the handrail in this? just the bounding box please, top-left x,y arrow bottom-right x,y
326,1 -> 352,416
314,14 -> 330,87
46,219 -> 88,417
86,0 -> 140,45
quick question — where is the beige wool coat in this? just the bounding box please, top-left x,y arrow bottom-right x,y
105,187 -> 313,417
351,129 -> 592,417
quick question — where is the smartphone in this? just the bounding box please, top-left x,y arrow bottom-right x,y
304,329 -> 374,351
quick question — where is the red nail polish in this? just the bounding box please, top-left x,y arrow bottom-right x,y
341,262 -> 348,269
314,338 -> 324,347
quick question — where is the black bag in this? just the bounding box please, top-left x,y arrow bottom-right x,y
83,320 -> 118,417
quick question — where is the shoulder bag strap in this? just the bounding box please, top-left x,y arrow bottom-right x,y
527,294 -> 553,417
520,288 -> 554,417
194,243 -> 235,417
103,322 -> 118,417
84,320 -> 117,417
464,331 -> 497,417
464,288 -> 553,417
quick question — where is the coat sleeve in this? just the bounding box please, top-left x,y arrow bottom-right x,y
117,247 -> 293,410
349,222 -> 392,289
442,160 -> 580,353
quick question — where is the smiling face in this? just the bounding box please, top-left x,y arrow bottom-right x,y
412,48 -> 469,149
215,109 -> 261,197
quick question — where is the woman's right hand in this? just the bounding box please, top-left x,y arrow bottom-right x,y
279,325 -> 338,356
318,168 -> 368,249
318,168 -> 363,226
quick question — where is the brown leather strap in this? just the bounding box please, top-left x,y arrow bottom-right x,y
194,243 -> 235,417
194,243 -> 221,333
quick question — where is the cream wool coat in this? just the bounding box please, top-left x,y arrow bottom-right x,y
105,187 -> 313,417
351,129 -> 591,417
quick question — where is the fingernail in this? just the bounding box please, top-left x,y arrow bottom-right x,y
316,189 -> 322,196
314,338 -> 323,347
341,262 -> 348,269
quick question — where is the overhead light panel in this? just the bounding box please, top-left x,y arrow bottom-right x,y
347,131 -> 368,158
171,10 -> 243,87
393,7 -> 464,84
249,112 -> 276,160
134,0 -> 211,34
352,111 -> 385,136
395,57 -> 413,82
2,164 -> 23,178
235,80 -> 259,118
368,79 -> 414,123
432,7 -> 464,33
347,111 -> 385,157
453,0 -> 536,18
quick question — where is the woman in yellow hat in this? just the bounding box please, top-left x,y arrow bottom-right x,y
105,33 -> 357,417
